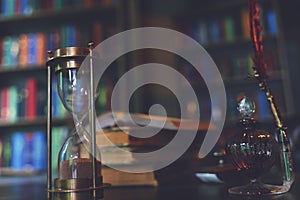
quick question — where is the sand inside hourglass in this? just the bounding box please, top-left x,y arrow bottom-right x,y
59,158 -> 102,180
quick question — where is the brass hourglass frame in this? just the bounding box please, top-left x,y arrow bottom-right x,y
46,44 -> 103,199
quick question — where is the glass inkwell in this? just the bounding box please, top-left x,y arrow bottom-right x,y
226,96 -> 292,195
46,44 -> 105,199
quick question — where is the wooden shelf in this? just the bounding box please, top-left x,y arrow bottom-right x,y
0,65 -> 45,75
0,5 -> 117,36
0,117 -> 71,129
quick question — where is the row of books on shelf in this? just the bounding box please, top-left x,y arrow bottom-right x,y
0,127 -> 69,175
0,0 -> 113,17
0,21 -> 104,69
0,78 -> 66,123
0,131 -> 47,173
180,49 -> 279,84
217,50 -> 280,80
189,8 -> 278,46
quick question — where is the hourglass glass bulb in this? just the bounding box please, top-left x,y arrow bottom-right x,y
56,68 -> 89,115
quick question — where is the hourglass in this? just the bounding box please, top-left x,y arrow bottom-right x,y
46,44 -> 105,200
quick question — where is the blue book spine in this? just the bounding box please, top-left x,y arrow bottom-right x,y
1,0 -> 15,17
24,133 -> 34,169
11,132 -> 26,170
27,33 -> 37,65
21,0 -> 29,14
66,25 -> 76,46
257,90 -> 269,119
209,19 -> 220,44
267,10 -> 278,35
1,0 -> 8,16
32,131 -> 46,170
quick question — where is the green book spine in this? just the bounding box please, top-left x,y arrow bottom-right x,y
247,54 -> 254,76
54,0 -> 63,10
224,16 -> 235,42
3,136 -> 12,168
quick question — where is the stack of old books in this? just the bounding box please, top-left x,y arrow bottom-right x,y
96,112 -> 211,187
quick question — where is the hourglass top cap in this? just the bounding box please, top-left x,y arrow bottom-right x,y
46,47 -> 90,72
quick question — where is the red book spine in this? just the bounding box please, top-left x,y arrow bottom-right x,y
91,20 -> 103,46
1,87 -> 9,122
25,78 -> 37,120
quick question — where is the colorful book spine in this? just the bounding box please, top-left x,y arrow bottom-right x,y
18,34 -> 29,67
17,82 -> 27,119
8,85 -> 18,122
91,20 -> 103,46
15,0 -> 22,15
32,131 -> 47,170
266,10 -> 278,35
0,87 -> 9,122
0,38 -> 2,66
25,78 -> 37,120
241,8 -> 250,40
0,139 -> 3,168
208,19 -> 220,44
224,16 -> 235,42
256,90 -> 270,120
24,132 -> 34,169
27,33 -> 37,66
11,132 -> 26,170
36,81 -> 47,117
36,32 -> 47,66
2,36 -> 13,67
3,136 -> 12,168
196,21 -> 208,45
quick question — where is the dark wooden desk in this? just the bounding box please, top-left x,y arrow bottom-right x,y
0,174 -> 298,200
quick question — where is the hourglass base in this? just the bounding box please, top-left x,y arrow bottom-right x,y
228,179 -> 290,195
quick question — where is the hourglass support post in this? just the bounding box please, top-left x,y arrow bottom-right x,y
46,52 -> 53,199
248,0 -> 294,191
88,42 -> 98,199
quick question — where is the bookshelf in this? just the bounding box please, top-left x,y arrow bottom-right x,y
132,0 -> 294,120
127,0 -> 296,170
0,0 -> 120,176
